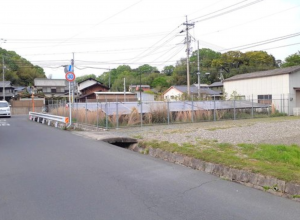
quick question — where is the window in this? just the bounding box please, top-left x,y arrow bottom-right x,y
51,88 -> 57,93
258,94 -> 272,105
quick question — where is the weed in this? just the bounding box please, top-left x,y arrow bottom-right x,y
263,186 -> 271,191
140,140 -> 300,183
133,135 -> 143,139
293,195 -> 300,198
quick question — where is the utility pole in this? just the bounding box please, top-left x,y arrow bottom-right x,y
197,40 -> 200,98
108,68 -> 111,91
2,57 -> 5,101
139,71 -> 142,102
183,16 -> 194,96
1,39 -> 7,101
123,78 -> 126,102
72,52 -> 75,104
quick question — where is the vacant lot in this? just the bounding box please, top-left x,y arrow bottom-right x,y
111,116 -> 300,146
107,116 -> 300,183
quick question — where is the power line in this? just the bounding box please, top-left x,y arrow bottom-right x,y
188,0 -> 224,16
190,0 -> 249,21
219,31 -> 300,52
128,26 -> 181,62
200,4 -> 300,37
21,44 -> 178,56
260,42 -> 300,51
50,0 -> 144,49
156,45 -> 186,67
192,0 -> 264,24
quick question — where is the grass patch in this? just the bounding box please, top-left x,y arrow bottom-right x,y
132,135 -> 143,139
141,140 -> 300,183
206,126 -> 235,131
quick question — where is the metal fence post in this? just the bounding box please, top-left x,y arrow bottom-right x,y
288,94 -> 290,116
283,94 -> 285,114
56,100 -> 58,115
116,102 -> 119,129
191,95 -> 194,123
213,95 -> 216,121
167,100 -> 170,125
76,101 -> 78,124
251,94 -> 254,118
96,99 -> 99,129
234,95 -> 236,120
140,101 -> 143,127
105,102 -> 108,130
85,97 -> 87,124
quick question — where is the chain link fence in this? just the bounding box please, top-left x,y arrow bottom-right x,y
44,94 -> 293,129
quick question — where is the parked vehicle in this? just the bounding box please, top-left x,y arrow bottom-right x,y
0,101 -> 11,117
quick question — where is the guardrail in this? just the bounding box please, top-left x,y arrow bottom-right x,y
29,112 -> 69,128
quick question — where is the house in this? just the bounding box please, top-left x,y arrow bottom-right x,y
163,85 -> 221,101
209,81 -> 223,95
223,65 -> 300,115
94,92 -> 138,102
34,78 -> 70,98
129,85 -> 151,92
78,78 -> 109,102
0,81 -> 15,101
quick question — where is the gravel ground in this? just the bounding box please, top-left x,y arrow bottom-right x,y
101,117 -> 300,146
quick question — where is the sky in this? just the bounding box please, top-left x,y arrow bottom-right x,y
0,0 -> 300,79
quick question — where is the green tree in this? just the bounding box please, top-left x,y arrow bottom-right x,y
282,52 -> 300,67
0,48 -> 45,86
151,76 -> 170,91
76,74 -> 96,83
162,65 -> 174,76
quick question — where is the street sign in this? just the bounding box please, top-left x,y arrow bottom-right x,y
65,72 -> 75,82
64,65 -> 73,73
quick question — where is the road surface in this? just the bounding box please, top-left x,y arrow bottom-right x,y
0,115 -> 299,220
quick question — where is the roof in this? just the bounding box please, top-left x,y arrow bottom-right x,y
95,92 -> 136,95
166,85 -> 221,96
73,100 -> 269,116
80,82 -> 109,91
78,78 -> 109,90
0,81 -> 13,88
14,86 -> 26,92
224,65 -> 300,82
34,78 -> 67,87
78,78 -> 104,85
129,85 -> 150,88
209,81 -> 223,87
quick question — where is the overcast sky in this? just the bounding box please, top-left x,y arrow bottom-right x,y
1,0 -> 299,79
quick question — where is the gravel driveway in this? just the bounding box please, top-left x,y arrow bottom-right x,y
104,117 -> 300,146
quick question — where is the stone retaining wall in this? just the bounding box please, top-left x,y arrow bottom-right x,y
129,144 -> 300,202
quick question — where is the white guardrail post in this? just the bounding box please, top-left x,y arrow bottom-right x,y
29,112 -> 69,128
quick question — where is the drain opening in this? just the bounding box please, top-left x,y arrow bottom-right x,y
101,137 -> 138,149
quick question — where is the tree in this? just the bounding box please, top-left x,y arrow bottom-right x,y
137,64 -> 158,74
162,65 -> 174,76
151,76 -> 170,91
75,74 -> 96,83
282,52 -> 300,67
0,48 -> 45,86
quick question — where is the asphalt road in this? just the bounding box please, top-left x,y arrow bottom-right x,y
0,115 -> 299,220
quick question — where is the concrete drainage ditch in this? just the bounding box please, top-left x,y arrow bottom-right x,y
101,137 -> 138,148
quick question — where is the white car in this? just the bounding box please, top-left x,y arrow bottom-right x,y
0,101 -> 11,118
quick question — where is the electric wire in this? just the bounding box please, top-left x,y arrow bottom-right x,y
192,0 -> 264,24
50,0 -> 144,49
200,4 -> 300,37
128,26 -> 181,62
219,31 -> 300,52
190,0 -> 249,21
